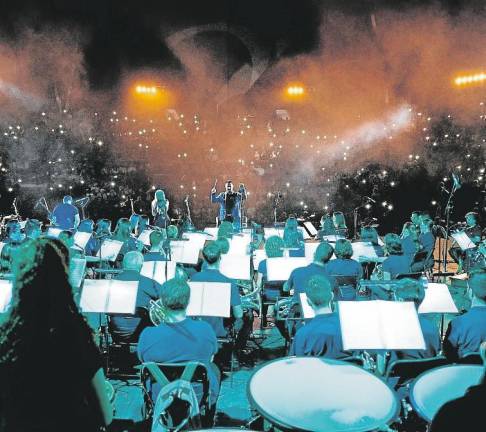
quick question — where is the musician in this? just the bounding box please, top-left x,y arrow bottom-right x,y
317,213 -> 336,239
24,219 -> 42,240
210,180 -> 247,231
190,242 -> 248,355
443,271 -> 486,361
89,218 -> 112,256
136,214 -> 150,237
391,279 -> 441,360
381,233 -> 412,279
137,278 -> 220,409
151,189 -> 170,229
326,239 -> 363,279
129,213 -> 140,235
410,210 -> 422,230
109,251 -> 162,343
4,219 -> 25,245
418,218 -> 436,256
110,218 -> 143,263
400,222 -> 421,259
51,195 -> 80,230
143,230 -> 167,262
289,275 -> 350,359
450,212 -> 482,273
217,220 -> 234,240
283,216 -> 305,257
332,211 -> 348,238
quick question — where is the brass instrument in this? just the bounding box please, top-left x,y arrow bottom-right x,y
148,299 -> 169,325
237,279 -> 260,313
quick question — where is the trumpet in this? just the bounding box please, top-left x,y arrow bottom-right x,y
148,299 -> 169,325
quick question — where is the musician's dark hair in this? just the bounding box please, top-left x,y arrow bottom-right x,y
161,278 -> 190,311
96,218 -> 112,232
265,235 -> 284,258
202,241 -> 221,264
334,239 -> 353,259
469,271 -> 486,301
24,219 -> 41,236
360,226 -> 379,245
149,230 -> 164,247
58,230 -> 74,248
284,228 -> 303,249
384,233 -> 403,255
113,217 -> 131,241
285,216 -> 298,231
167,224 -> 178,239
0,238 -> 98,403
78,219 -> 94,232
217,221 -> 234,239
62,195 -> 73,203
214,237 -> 230,254
314,242 -> 334,264
306,275 -> 333,307
6,219 -> 20,236
394,278 -> 425,308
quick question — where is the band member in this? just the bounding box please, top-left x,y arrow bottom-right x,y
151,189 -> 170,229
210,180 -> 246,231
332,211 -> 348,238
24,219 -> 42,241
450,212 -> 482,273
51,195 -> 80,230
316,213 -> 336,239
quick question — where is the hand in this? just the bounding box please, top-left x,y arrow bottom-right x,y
211,187 -> 216,194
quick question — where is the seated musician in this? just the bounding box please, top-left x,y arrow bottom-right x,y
360,226 -> 384,277
190,242 -> 244,341
90,218 -> 112,256
289,275 -> 350,359
284,241 -> 336,301
316,213 -> 337,240
110,218 -> 143,265
109,251 -> 162,343
4,220 -> 25,245
51,195 -> 80,230
257,235 -> 286,326
77,219 -> 98,256
380,234 -> 411,279
450,212 -> 482,273
326,239 -> 363,279
410,210 -> 422,230
391,278 -> 441,360
443,271 -> 486,361
129,213 -> 140,235
332,211 -> 348,238
144,230 -> 167,262
400,222 -> 421,262
137,278 -> 220,408
24,218 -> 42,241
136,214 -> 151,237
418,217 -> 435,258
217,220 -> 234,240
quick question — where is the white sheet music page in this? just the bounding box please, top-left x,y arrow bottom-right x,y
47,227 -> 63,238
451,232 -> 476,251
321,235 -> 344,243
186,282 -> 231,317
97,239 -> 124,262
0,242 -> 6,257
264,227 -> 284,239
80,280 -> 110,312
304,221 -> 318,236
70,257 -> 87,289
299,293 -> 316,319
298,226 -> 310,240
138,229 -> 154,246
141,261 -> 176,285
252,249 -> 267,269
170,239 -> 201,265
203,227 -> 218,238
220,255 -> 251,280
182,232 -> 209,251
73,231 -> 92,250
339,300 -> 425,350
107,281 -> 138,314
419,283 -> 458,314
0,279 -> 12,313
266,257 -> 308,281
351,242 -> 378,261
304,243 -> 320,262
227,234 -> 251,256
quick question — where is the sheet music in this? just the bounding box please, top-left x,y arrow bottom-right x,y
0,242 -> 6,257
203,227 -> 218,238
304,221 -> 318,237
169,240 -> 201,265
96,239 -> 124,262
186,282 -> 231,317
339,300 -> 426,350
351,242 -> 378,261
300,293 -> 315,319
298,226 -> 310,240
266,257 -> 308,281
264,227 -> 284,239
220,255 -> 251,280
182,232 -> 210,252
419,283 -> 458,314
47,227 -> 63,238
227,234 -> 251,256
321,234 -> 344,243
141,260 -> 176,285
80,279 -> 138,314
73,231 -> 92,250
304,242 -> 320,261
138,229 -> 154,246
253,249 -> 267,269
451,231 -> 476,251
69,257 -> 86,289
0,279 -> 12,313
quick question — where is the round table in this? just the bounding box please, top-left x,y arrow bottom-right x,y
410,364 -> 483,422
247,357 -> 399,432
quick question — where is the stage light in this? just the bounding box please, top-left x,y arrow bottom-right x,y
285,84 -> 305,98
454,72 -> 486,87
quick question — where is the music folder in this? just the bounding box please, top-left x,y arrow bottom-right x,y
74,231 -> 92,250
227,234 -> 251,256
140,260 -> 176,285
70,257 -> 87,290
0,279 -> 13,313
182,232 -> 210,251
169,239 -> 201,265
47,227 -> 63,238
321,234 -> 344,243
220,255 -> 251,280
266,257 -> 308,281
351,242 -> 379,262
96,239 -> 124,262
80,279 -> 138,314
304,221 -> 318,237
451,232 -> 476,251
419,283 -> 458,314
186,282 -> 231,317
339,300 -> 426,351
138,229 -> 154,246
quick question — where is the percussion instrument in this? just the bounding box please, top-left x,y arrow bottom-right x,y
248,357 -> 399,432
105,380 -> 115,403
410,364 -> 483,422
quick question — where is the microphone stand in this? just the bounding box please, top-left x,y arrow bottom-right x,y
441,185 -> 458,274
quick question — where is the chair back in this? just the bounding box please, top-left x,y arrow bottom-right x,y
385,356 -> 449,387
456,352 -> 482,365
396,272 -> 423,280
332,275 -> 359,301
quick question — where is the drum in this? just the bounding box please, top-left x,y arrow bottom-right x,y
410,364 -> 483,422
105,380 -> 115,403
248,357 -> 399,432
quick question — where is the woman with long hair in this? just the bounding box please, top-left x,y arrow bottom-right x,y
0,238 -> 112,431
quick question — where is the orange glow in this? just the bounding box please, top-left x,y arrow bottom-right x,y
454,72 -> 486,87
283,84 -> 307,102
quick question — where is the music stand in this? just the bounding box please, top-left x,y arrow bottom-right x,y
140,260 -> 176,285
80,280 -> 138,314
186,282 -> 231,317
220,255 -> 251,280
267,257 -> 308,282
0,279 -> 12,313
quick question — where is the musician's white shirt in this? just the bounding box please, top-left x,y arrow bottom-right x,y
151,198 -> 170,217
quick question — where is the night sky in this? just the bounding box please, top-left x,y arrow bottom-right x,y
0,0 -> 479,89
